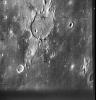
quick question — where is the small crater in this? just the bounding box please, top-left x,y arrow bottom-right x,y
16,64 -> 24,74
67,21 -> 74,29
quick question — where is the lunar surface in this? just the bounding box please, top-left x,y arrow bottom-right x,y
0,0 -> 93,90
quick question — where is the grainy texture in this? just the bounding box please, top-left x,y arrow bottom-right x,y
0,0 -> 93,90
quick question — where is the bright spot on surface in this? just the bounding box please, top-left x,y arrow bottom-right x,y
16,64 -> 24,74
3,0 -> 7,5
70,63 -> 75,71
28,30 -> 33,39
82,57 -> 90,74
68,0 -> 74,6
9,29 -> 14,38
26,47 -> 36,57
3,15 -> 8,20
50,52 -> 55,59
79,57 -> 90,76
0,53 -> 4,58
